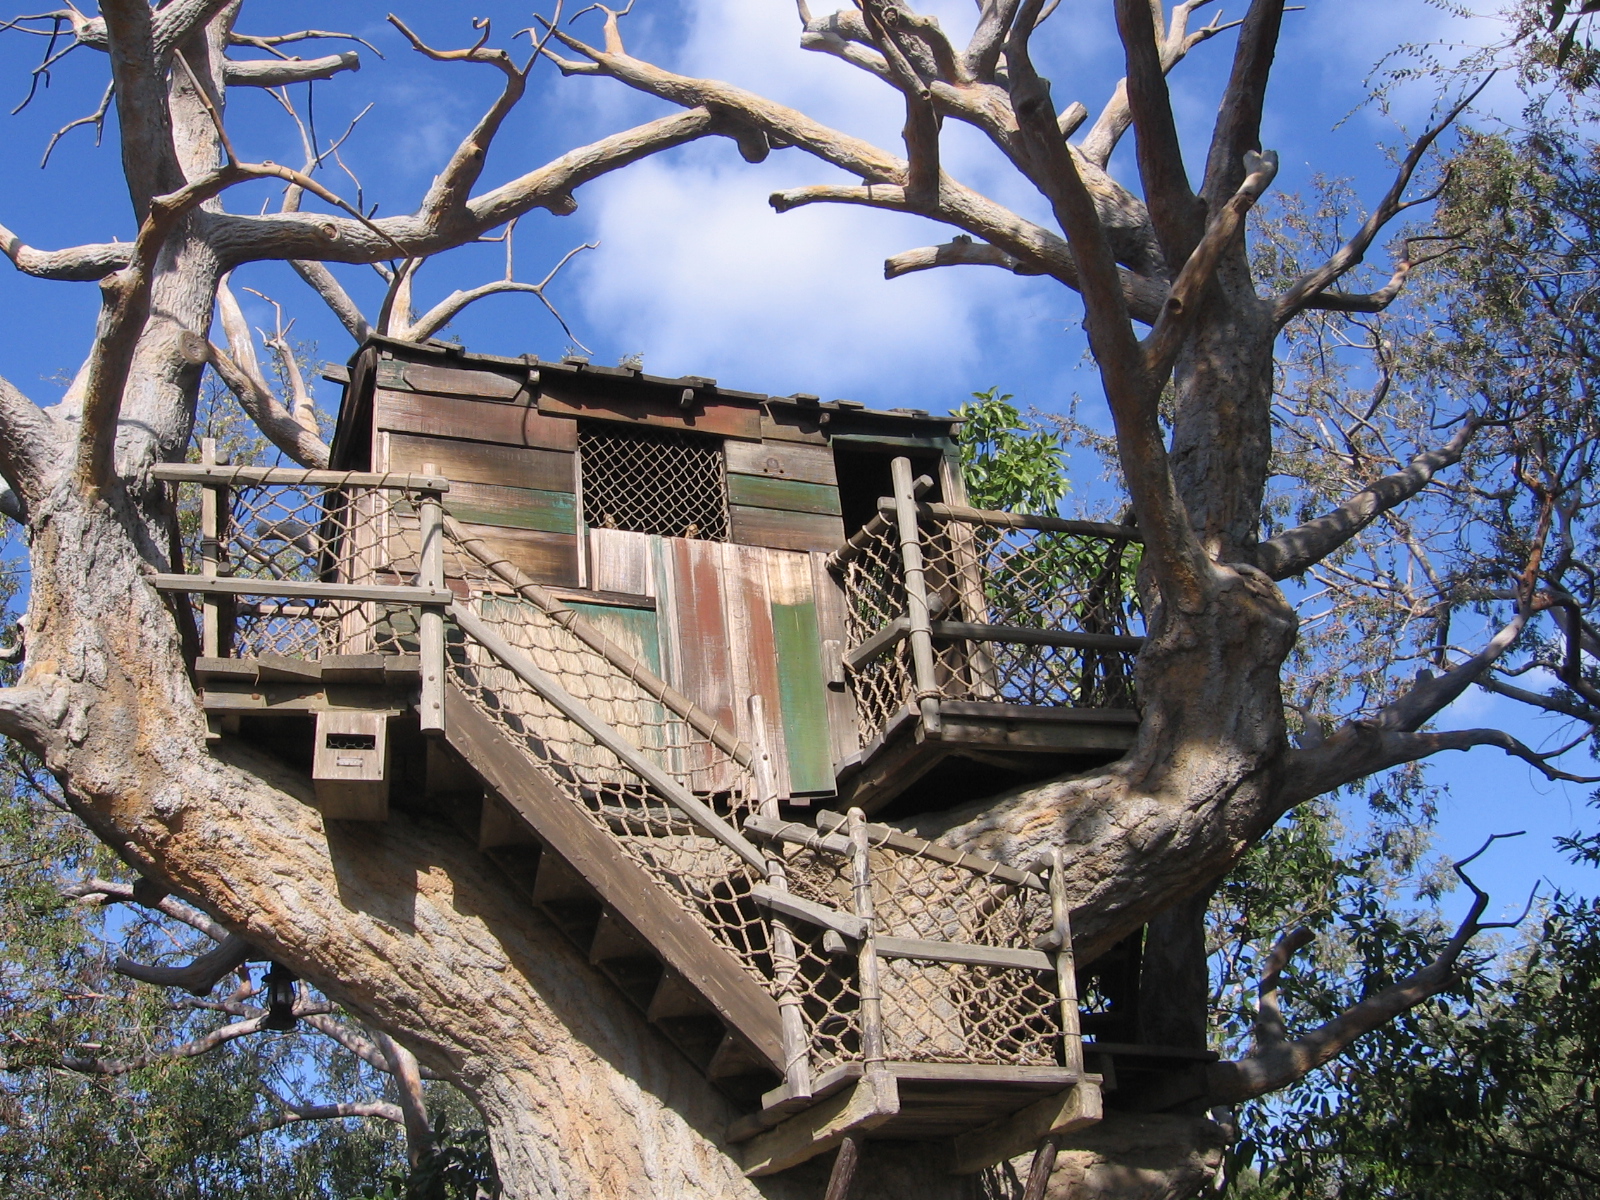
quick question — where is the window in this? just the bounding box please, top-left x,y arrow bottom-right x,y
579,424 -> 728,540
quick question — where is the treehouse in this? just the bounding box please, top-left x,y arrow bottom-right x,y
151,336 -> 1193,1184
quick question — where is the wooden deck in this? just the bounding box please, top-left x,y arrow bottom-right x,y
835,701 -> 1140,815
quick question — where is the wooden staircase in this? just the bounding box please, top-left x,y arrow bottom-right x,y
442,680 -> 785,1103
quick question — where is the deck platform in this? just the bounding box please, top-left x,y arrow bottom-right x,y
836,701 -> 1139,814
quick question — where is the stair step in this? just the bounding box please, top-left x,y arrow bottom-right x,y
647,970 -> 714,1023
531,852 -> 592,905
708,1032 -> 768,1081
589,910 -> 647,964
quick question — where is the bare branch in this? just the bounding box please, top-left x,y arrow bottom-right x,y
0,222 -> 132,281
58,1014 -> 264,1076
290,261 -> 371,342
114,932 -> 254,996
0,372 -> 57,505
222,51 -> 360,89
398,239 -> 596,346
1143,148 -> 1279,379
240,1099 -> 405,1138
1209,837 -> 1532,1103
373,1030 -> 432,1162
1109,0 -> 1208,265
884,236 -> 1044,279
297,1013 -> 448,1081
61,877 -> 230,941
1255,926 -> 1315,1045
1257,417 -> 1485,579
228,29 -> 383,58
40,80 -> 114,168
1275,80 -> 1489,322
1199,0 -> 1287,209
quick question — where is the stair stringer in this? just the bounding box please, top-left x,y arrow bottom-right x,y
443,680 -> 786,1073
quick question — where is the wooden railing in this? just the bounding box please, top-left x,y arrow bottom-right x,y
828,457 -> 1145,742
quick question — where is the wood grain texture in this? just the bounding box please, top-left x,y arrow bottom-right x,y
766,553 -> 835,796
810,551 -> 861,772
588,528 -> 658,598
720,544 -> 791,798
397,358 -> 526,399
444,481 -> 577,535
662,538 -> 739,792
445,521 -> 579,587
538,383 -> 760,440
726,440 -> 838,485
728,474 -> 843,517
385,431 -> 575,492
729,506 -> 846,553
759,408 -> 829,446
375,388 -> 578,451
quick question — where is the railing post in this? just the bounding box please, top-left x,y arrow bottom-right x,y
1049,847 -> 1084,1078
889,457 -> 942,737
752,695 -> 812,1101
199,438 -> 231,660
847,807 -> 886,1072
418,465 -> 445,734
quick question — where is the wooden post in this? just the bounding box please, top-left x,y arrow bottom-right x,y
1021,1133 -> 1061,1200
418,466 -> 445,734
752,694 -> 812,1102
847,807 -> 885,1072
889,457 -> 942,736
1050,847 -> 1084,1078
823,1133 -> 863,1200
199,439 -> 230,660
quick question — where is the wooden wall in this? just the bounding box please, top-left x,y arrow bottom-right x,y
360,353 -> 866,800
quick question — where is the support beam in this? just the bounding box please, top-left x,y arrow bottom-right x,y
947,1080 -> 1103,1175
740,1070 -> 899,1177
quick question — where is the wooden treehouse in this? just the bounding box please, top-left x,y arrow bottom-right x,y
153,336 -> 1201,1181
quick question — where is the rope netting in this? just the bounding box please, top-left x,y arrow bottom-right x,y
838,510 -> 1143,737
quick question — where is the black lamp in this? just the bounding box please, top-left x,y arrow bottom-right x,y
260,962 -> 299,1032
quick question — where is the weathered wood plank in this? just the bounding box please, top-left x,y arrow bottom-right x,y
443,481 -> 577,535
935,701 -> 1140,725
874,935 -> 1055,973
664,538 -> 738,791
537,383 -> 760,440
760,407 -> 829,446
729,505 -> 846,554
587,528 -> 658,598
150,575 -> 450,605
400,359 -> 525,399
728,473 -> 843,517
385,431 -> 574,492
948,1082 -> 1103,1175
443,682 -> 785,1070
814,810 -> 1046,891
721,544 -> 790,797
767,553 -> 836,796
726,439 -> 838,485
375,388 -> 578,451
740,1071 -> 899,1177
152,464 -> 449,491
929,621 -> 1145,654
446,522 -> 579,587
750,882 -> 867,941
935,715 -> 1139,754
810,551 -> 860,772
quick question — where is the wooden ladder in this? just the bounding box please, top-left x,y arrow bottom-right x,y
442,681 -> 786,1102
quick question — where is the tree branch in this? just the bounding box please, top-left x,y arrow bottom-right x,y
372,1030 -> 432,1163
1111,0 -> 1208,266
1199,0 -> 1286,209
222,51 -> 360,88
0,223 -> 132,281
297,1012 -> 448,1081
61,877 -> 230,941
114,932 -> 253,996
240,1099 -> 405,1138
1274,80 -> 1488,322
1256,417 -> 1484,579
1208,836 -> 1532,1103
0,372 -> 57,506
884,235 -> 1044,279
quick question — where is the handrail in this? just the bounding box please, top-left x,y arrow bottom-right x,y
153,464 -> 450,492
442,515 -> 755,771
876,499 -> 1141,542
450,601 -> 770,876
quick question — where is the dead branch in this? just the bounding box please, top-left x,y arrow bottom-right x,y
228,29 -> 383,58
1254,926 -> 1315,1046
114,932 -> 254,996
1275,79 -> 1490,322
0,222 -> 132,281
373,1030 -> 432,1162
39,79 -> 113,168
222,51 -> 360,89
298,1012 -> 448,1081
884,236 -> 1044,279
53,997 -> 337,1078
1256,417 -> 1486,580
0,372 -> 57,506
1199,0 -> 1287,209
1208,835 -> 1533,1102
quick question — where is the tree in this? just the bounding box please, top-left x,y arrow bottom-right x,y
0,3 -> 1595,1198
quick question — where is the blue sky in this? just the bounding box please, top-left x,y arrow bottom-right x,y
0,1 -> 1590,918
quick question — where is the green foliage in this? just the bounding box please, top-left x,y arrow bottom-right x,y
952,388 -> 1070,513
354,1117 -> 501,1200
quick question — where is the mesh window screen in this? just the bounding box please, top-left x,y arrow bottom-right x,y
579,424 -> 729,540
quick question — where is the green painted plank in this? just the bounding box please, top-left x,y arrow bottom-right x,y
727,473 -> 843,516
770,596 -> 835,795
568,602 -> 662,675
446,482 -> 576,535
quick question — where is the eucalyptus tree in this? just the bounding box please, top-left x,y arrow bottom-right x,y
0,3 -> 1595,1200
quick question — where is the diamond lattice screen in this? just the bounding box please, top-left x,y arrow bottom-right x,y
578,424 -> 728,540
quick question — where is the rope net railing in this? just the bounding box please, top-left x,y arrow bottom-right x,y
835,501 -> 1144,740
753,813 -> 1077,1080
